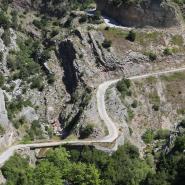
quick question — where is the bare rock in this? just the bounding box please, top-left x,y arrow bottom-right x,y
96,0 -> 182,27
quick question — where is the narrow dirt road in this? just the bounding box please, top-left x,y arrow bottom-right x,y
1,67 -> 185,167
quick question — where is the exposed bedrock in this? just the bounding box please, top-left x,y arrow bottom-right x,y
96,0 -> 182,27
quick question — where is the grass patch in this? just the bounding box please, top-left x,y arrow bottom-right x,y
161,72 -> 185,82
103,28 -> 128,39
149,91 -> 160,105
146,76 -> 157,84
127,107 -> 134,121
170,35 -> 184,47
136,31 -> 163,46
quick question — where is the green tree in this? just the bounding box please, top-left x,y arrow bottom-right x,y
32,161 -> 63,185
1,154 -> 32,185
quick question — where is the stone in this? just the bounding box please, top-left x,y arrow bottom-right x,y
96,0 -> 182,27
19,107 -> 39,123
0,89 -> 9,128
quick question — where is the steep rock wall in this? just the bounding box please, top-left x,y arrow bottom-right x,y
96,0 -> 182,27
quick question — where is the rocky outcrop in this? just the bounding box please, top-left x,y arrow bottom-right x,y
96,0 -> 182,27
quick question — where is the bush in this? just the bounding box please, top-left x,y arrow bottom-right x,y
27,120 -> 43,140
0,51 -> 3,62
142,129 -> 155,144
131,100 -> 138,108
102,39 -> 112,48
163,48 -> 172,56
0,73 -> 5,87
79,124 -> 94,139
0,11 -> 10,29
148,52 -> 157,61
154,129 -> 170,140
94,10 -> 101,20
2,28 -> 11,47
116,78 -> 131,99
179,119 -> 185,128
0,124 -> 5,135
47,74 -> 55,84
79,15 -> 87,23
126,30 -> 136,42
64,17 -> 73,28
30,77 -> 44,91
33,18 -> 48,30
152,104 -> 159,111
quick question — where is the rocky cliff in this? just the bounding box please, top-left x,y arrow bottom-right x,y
96,0 -> 182,27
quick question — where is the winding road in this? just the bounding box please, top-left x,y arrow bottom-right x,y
1,67 -> 185,167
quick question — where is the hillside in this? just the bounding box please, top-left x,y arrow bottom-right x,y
0,0 -> 185,184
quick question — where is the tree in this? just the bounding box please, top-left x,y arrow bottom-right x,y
67,163 -> 101,185
32,161 -> 63,185
1,154 -> 32,185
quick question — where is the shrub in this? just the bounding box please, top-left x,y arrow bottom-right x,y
30,77 -> 44,91
152,104 -> 159,111
79,124 -> 94,139
126,30 -> 136,42
163,48 -> 172,56
0,11 -> 10,29
116,78 -> 131,99
27,120 -> 43,140
33,18 -> 48,30
102,39 -> 112,48
131,100 -> 138,108
0,73 -> 5,87
79,15 -> 87,23
154,129 -> 170,140
94,10 -> 101,20
64,17 -> 73,28
2,28 -> 11,47
142,129 -> 155,144
148,52 -> 157,61
179,119 -> 185,128
0,124 -> 5,135
47,74 -> 55,84
0,51 -> 3,62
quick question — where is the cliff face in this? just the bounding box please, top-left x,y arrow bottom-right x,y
96,0 -> 181,27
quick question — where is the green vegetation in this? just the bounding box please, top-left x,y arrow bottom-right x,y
102,39 -> 112,48
79,124 -> 94,139
2,28 -> 11,47
24,120 -> 44,141
142,129 -> 155,144
2,148 -> 101,185
171,35 -> 184,47
149,90 -> 160,111
131,100 -> 138,108
154,129 -> 170,140
146,52 -> 157,61
0,124 -> 5,135
116,78 -> 131,99
0,11 -> 10,29
161,72 -> 185,82
0,73 -> 5,87
6,98 -> 32,121
163,47 -> 172,56
126,30 -> 136,42
2,130 -> 185,185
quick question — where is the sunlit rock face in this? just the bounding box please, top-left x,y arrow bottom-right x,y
96,0 -> 182,27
